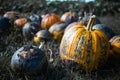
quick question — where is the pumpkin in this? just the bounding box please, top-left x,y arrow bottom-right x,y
14,17 -> 28,27
93,24 -> 115,40
29,14 -> 42,23
49,22 -> 69,41
41,13 -> 60,29
0,17 -> 11,32
61,11 -> 78,24
60,15 -> 110,71
3,11 -> 21,23
109,35 -> 120,59
34,30 -> 52,43
11,45 -> 48,75
22,22 -> 41,38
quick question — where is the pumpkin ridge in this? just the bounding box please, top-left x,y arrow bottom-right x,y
95,31 -> 109,66
69,28 -> 85,59
84,31 -> 93,70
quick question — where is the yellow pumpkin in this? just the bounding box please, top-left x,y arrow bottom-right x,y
49,22 -> 69,41
60,15 -> 110,71
33,30 -> 52,43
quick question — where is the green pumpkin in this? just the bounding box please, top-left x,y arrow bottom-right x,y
11,45 -> 48,75
60,15 -> 110,71
93,24 -> 115,40
49,22 -> 69,41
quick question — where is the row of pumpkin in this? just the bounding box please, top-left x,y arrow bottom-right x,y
0,11 -> 120,75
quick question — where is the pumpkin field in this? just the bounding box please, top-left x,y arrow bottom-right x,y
0,0 -> 120,80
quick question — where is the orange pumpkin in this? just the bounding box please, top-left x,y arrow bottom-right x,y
109,35 -> 120,59
60,15 -> 110,71
41,13 -> 60,29
61,11 -> 78,24
14,18 -> 28,27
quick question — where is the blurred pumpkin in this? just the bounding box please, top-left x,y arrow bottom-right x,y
29,14 -> 42,23
61,11 -> 78,24
60,15 -> 110,71
14,17 -> 28,27
109,35 -> 120,59
34,30 -> 52,43
23,22 -> 41,38
41,13 -> 60,29
49,22 -> 69,41
93,24 -> 115,40
11,45 -> 48,75
0,17 -> 11,32
3,11 -> 21,23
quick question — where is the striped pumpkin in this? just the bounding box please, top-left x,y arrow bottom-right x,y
60,15 -> 110,71
41,13 -> 60,29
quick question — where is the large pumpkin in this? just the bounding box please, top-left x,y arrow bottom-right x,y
11,45 -> 48,75
93,24 -> 115,40
49,22 -> 69,41
41,13 -> 60,29
60,15 -> 110,71
61,11 -> 78,24
109,35 -> 120,59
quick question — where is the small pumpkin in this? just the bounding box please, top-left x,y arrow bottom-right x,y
11,45 -> 48,75
49,22 -> 69,41
61,11 -> 78,24
3,11 -> 21,23
29,14 -> 42,23
23,22 -> 41,38
14,17 -> 28,27
93,24 -> 115,40
41,13 -> 60,29
34,30 -> 52,43
109,35 -> 120,59
60,15 -> 110,71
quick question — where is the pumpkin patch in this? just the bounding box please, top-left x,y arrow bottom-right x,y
0,1 -> 120,79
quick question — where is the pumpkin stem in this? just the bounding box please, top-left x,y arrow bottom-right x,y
86,15 -> 96,31
39,41 -> 45,49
